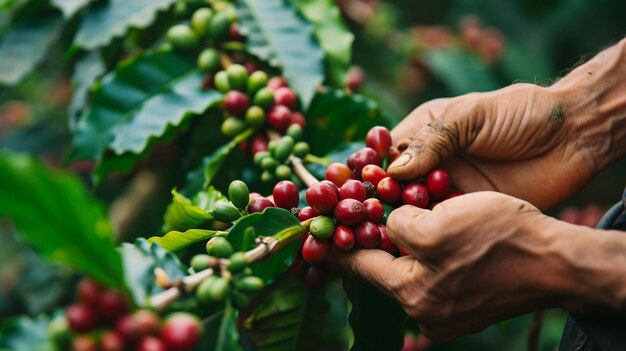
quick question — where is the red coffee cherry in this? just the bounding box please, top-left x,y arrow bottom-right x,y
247,197 -> 275,213
334,199 -> 366,225
267,105 -> 292,132
302,235 -> 330,264
402,182 -> 429,208
325,162 -> 357,187
273,180 -> 299,210
332,225 -> 356,252
274,87 -> 297,109
133,310 -> 161,337
378,224 -> 397,254
354,221 -> 381,249
77,278 -> 103,307
97,291 -> 129,321
347,147 -> 380,175
250,134 -> 269,155
361,164 -> 388,187
305,182 -> 338,214
443,190 -> 463,201
376,177 -> 402,204
72,335 -> 97,351
267,76 -> 288,90
66,303 -> 101,333
137,336 -> 167,351
425,169 -> 451,199
160,313 -> 203,351
346,67 -> 365,92
321,180 -> 340,196
389,147 -> 401,163
298,206 -> 320,221
100,331 -> 125,351
303,265 -> 325,289
115,315 -> 141,342
365,126 -> 392,158
339,180 -> 367,202
290,112 -> 306,128
363,198 -> 384,223
229,23 -> 244,41
223,90 -> 250,116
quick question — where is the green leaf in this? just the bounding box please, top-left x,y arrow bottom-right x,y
50,0 -> 90,18
203,129 -> 253,187
68,51 -> 106,132
291,0 -> 354,86
148,229 -> 222,252
237,0 -> 325,108
227,208 -> 304,284
202,300 -> 242,351
0,152 -> 124,289
74,0 -> 176,49
0,315 -> 52,351
162,187 -> 226,233
423,49 -> 500,95
0,11 -> 64,86
119,238 -> 187,306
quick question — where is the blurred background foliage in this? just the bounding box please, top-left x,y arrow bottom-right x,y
1,0 -> 625,350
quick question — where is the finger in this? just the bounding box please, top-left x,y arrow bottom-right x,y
390,98 -> 451,146
386,205 -> 443,262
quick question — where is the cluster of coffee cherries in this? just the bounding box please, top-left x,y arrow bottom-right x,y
49,279 -> 203,351
252,126 -> 310,182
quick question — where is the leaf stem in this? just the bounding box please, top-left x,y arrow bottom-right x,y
304,154 -> 330,166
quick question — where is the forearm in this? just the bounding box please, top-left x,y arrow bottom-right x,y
550,37 -> 626,172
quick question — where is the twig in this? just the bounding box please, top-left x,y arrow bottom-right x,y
527,311 -> 544,351
289,155 -> 318,188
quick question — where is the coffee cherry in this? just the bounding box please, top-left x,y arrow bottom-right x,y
253,87 -> 275,109
334,198 -> 366,225
72,335 -> 97,351
274,87 -> 297,109
346,67 -> 365,92
98,291 -> 129,321
272,136 -> 295,162
362,181 -> 376,198
190,254 -> 216,271
321,180 -> 340,196
267,105 -> 292,132
132,310 -> 161,336
223,91 -> 249,116
160,313 -> 202,351
354,221 -> 381,249
309,216 -> 335,239
209,12 -> 231,42
302,235 -> 330,264
211,201 -> 241,222
376,177 -> 402,204
303,265 -> 325,289
221,117 -> 247,137
267,76 -> 287,90
365,126 -> 392,158
425,169 -> 451,199
250,134 -> 269,155
339,180 -> 367,202
229,23 -> 244,41
214,71 -> 231,93
245,106 -> 266,128
325,162 -> 357,187
261,157 -> 278,171
100,331 -> 125,351
228,252 -> 249,273
361,164 -> 388,187
293,142 -> 310,158
273,180 -> 299,210
298,206 -> 319,221
286,124 -> 303,141
191,8 -> 213,37
197,48 -> 220,71
198,276 -> 229,302
378,225 -> 397,254
443,190 -> 463,201
332,225 -> 356,252
226,64 -> 248,91
275,165 -> 292,180
166,25 -> 199,51
66,303 -> 100,333
247,71 -> 268,95
229,180 -> 250,209
137,336 -> 167,351
206,237 -> 234,258
248,197 -> 274,214
347,147 -> 381,175
77,278 -> 103,307
363,198 -> 384,223
261,170 -> 274,183
115,315 -> 140,342
236,276 -> 265,293
290,112 -> 306,127
402,182 -> 429,208
306,182 -> 338,214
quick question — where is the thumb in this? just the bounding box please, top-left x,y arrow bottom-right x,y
386,205 -> 443,263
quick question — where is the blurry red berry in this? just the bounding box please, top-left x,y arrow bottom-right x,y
247,197 -> 275,213
100,331 -> 125,351
223,91 -> 250,116
72,335 -> 97,351
273,181 -> 300,210
303,265 -> 325,289
376,177 -> 402,204
298,206 -> 319,221
290,112 -> 306,127
346,67 -> 365,92
325,162 -> 357,187
274,87 -> 298,109
137,336 -> 167,351
267,105 -> 292,132
363,198 -> 384,223
267,76 -> 287,90
133,310 -> 161,336
67,303 -> 101,333
229,23 -> 245,41
251,134 -> 269,155
425,169 -> 451,199
402,182 -> 429,208
302,235 -> 330,264
339,180 -> 367,202
378,225 -> 397,254
558,207 -> 580,225
354,221 -> 381,249
77,278 -> 103,307
334,199 -> 366,225
332,225 -> 356,252
98,291 -> 129,321
443,190 -> 463,201
306,182 -> 339,214
365,126 -> 392,158
160,313 -> 202,351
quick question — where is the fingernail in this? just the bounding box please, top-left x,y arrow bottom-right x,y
389,153 -> 411,169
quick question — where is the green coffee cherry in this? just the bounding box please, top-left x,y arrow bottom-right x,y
228,180 -> 250,209
191,8 -> 213,37
293,142 -> 310,158
272,136 -> 295,162
286,124 -> 302,141
206,237 -> 234,258
197,276 -> 229,303
226,64 -> 248,91
310,216 -> 335,239
228,252 -> 249,273
253,88 -> 275,109
221,117 -> 247,137
210,12 -> 232,42
261,170 -> 274,183
191,254 -> 216,271
275,165 -> 291,180
236,276 -> 265,293
245,106 -> 266,128
214,71 -> 230,92
166,24 -> 199,51
267,140 -> 277,155
253,151 -> 270,166
247,71 -> 268,95
260,157 -> 278,171
198,48 -> 220,72
211,201 -> 241,222
231,290 -> 250,309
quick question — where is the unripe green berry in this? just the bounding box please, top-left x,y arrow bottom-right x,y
209,12 -> 231,42
253,151 -> 270,166
205,237 -> 234,258
228,252 -> 249,273
268,140 -> 277,155
261,170 -> 274,183
197,276 -> 229,303
286,124 -> 302,141
211,201 -> 241,222
293,142 -> 310,158
226,64 -> 248,91
247,71 -> 268,95
261,157 -> 278,171
191,8 -> 213,37
272,136 -> 295,162
167,25 -> 199,51
253,88 -> 275,109
197,48 -> 220,72
221,117 -> 247,137
228,180 -> 250,209
191,254 -> 217,271
236,276 -> 265,293
275,165 -> 291,180
310,216 -> 335,240
245,106 -> 266,128
214,71 -> 230,92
